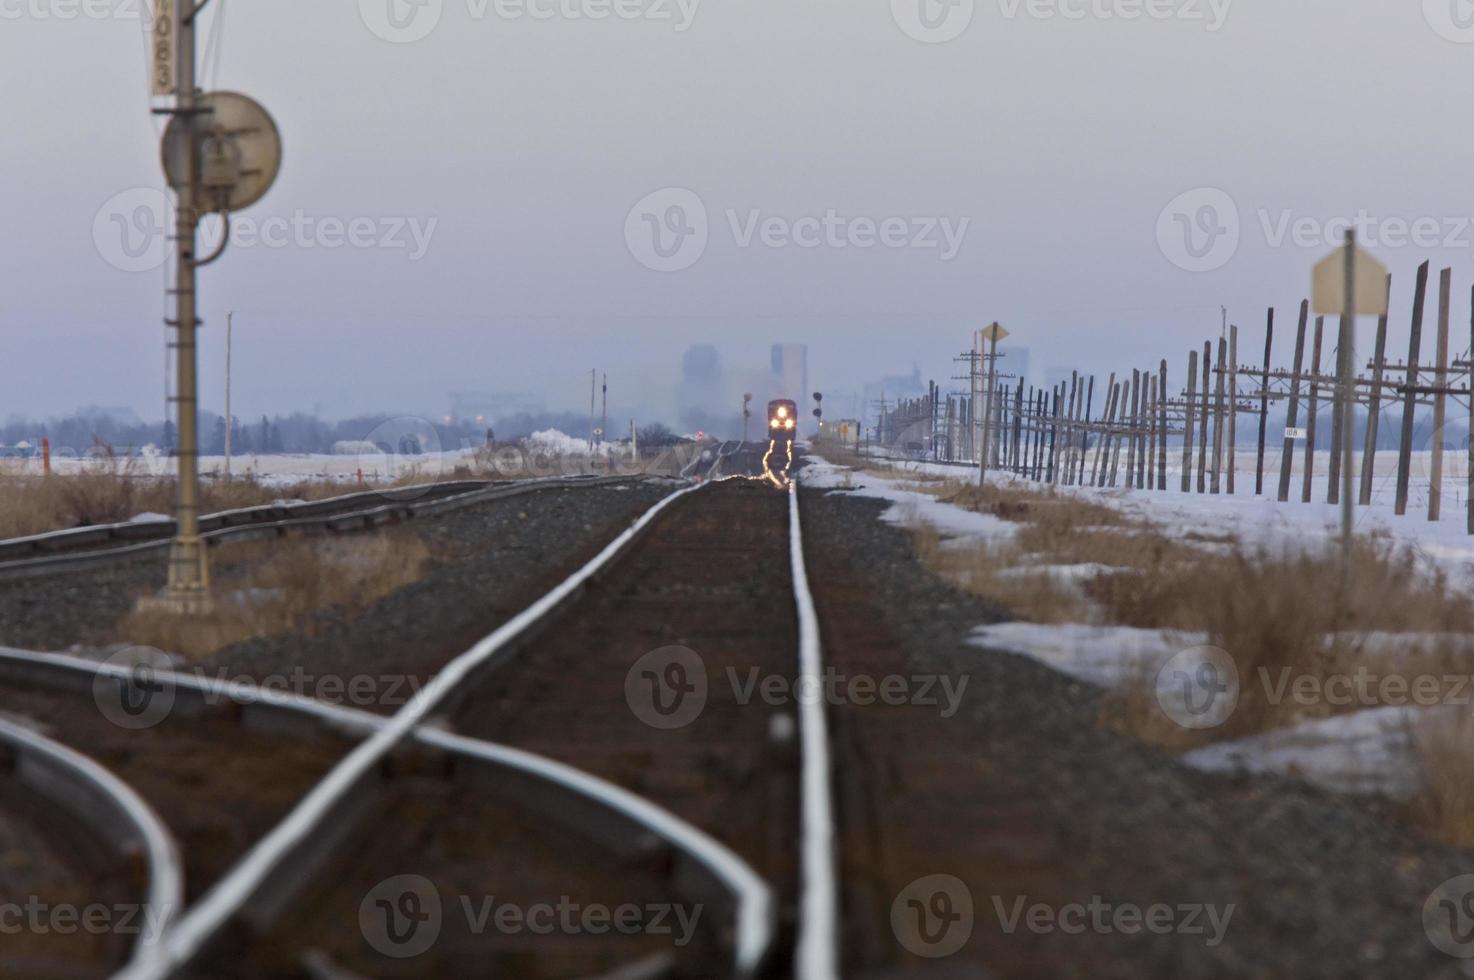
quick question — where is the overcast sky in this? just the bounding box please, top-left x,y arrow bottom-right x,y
3,0 -> 1473,425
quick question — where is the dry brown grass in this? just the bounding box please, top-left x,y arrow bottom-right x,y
1410,711 -> 1474,848
118,532 -> 431,660
1100,539 -> 1474,743
0,467 -> 379,541
858,467 -> 1474,748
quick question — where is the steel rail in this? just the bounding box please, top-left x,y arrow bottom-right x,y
0,714 -> 184,977
0,474 -> 630,582
0,643 -> 776,979
122,480 -> 744,979
787,476 -> 840,980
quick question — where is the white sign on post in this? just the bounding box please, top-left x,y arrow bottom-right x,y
151,0 -> 175,97
1311,243 -> 1388,316
1285,427 -> 1308,441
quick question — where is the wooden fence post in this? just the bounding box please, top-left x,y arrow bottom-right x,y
1396,261 -> 1430,516
1125,370 -> 1139,487
1278,301 -> 1309,502
1359,275 -> 1391,506
1080,376 -> 1095,486
1158,359 -> 1169,490
1256,309 -> 1273,496
1197,341 -> 1211,493
1303,316 -> 1324,504
1227,325 -> 1238,494
1182,350 -> 1198,492
1211,337 -> 1227,494
1430,267 -> 1452,522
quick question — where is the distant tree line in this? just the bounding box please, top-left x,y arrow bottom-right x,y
0,409 -> 655,457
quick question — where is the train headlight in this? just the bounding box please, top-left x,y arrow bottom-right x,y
776,406 -> 788,419
770,418 -> 780,428
784,418 -> 795,430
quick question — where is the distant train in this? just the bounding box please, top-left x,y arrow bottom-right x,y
767,399 -> 798,444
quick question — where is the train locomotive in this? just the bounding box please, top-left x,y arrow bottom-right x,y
767,399 -> 798,445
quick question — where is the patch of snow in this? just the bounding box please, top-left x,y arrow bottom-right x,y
805,456 -> 1016,546
1181,705 -> 1421,798
968,622 -> 1206,688
128,512 -> 171,524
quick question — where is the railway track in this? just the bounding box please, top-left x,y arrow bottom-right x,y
0,452 -> 835,978
0,474 -> 625,582
0,650 -> 359,914
0,715 -> 181,978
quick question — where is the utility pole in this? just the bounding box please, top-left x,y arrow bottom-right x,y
223,311 -> 232,478
600,372 -> 608,449
148,0 -> 280,614
979,322 -> 1009,478
164,0 -> 208,611
588,369 -> 596,451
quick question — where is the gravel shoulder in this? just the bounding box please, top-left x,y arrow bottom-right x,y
0,480 -> 674,709
801,485 -> 1474,979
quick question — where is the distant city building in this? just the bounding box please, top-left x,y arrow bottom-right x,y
770,344 -> 808,403
996,346 -> 1030,386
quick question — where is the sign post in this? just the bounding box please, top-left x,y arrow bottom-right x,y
1311,231 -> 1388,562
978,322 -> 1008,479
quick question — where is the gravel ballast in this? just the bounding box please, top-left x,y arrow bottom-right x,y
800,485 -> 1474,979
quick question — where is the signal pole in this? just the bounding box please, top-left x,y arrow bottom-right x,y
163,0 -> 210,611
223,311 -> 232,478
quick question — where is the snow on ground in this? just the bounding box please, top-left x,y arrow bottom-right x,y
868,447 -> 1474,589
804,456 -> 1017,546
0,430 -> 631,488
819,449 -> 1466,800
968,622 -> 1205,688
1180,706 -> 1421,798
